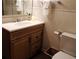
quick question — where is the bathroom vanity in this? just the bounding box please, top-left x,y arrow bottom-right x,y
2,20 -> 44,59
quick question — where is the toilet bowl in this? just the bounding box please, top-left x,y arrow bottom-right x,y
52,32 -> 76,59
52,51 -> 75,59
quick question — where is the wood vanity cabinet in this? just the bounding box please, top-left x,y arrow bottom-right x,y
2,24 -> 44,59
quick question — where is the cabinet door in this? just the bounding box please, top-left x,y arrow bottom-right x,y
11,36 -> 29,59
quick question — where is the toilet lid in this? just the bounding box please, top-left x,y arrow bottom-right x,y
52,51 -> 75,59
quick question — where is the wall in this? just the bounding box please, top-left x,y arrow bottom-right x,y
33,0 -> 76,50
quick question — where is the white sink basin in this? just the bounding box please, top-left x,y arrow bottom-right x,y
14,21 -> 31,26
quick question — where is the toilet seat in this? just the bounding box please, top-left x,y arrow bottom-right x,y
52,51 -> 75,59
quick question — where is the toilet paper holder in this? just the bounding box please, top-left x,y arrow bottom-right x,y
54,31 -> 62,35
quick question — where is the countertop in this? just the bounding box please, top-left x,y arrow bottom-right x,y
2,20 -> 44,32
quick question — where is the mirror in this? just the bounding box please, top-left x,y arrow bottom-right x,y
2,0 -> 33,16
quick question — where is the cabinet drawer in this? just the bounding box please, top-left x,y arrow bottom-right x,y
11,35 -> 29,43
31,41 -> 41,49
10,24 -> 44,40
31,31 -> 43,44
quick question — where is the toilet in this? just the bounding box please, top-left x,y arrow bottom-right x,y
52,32 -> 76,59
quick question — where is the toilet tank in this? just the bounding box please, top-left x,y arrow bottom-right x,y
60,32 -> 76,57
